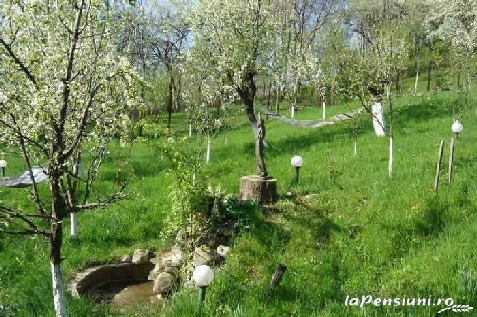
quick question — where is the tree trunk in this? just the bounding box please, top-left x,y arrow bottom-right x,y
244,97 -> 257,126
322,94 -> 326,120
387,83 -> 394,178
51,261 -> 67,317
49,164 -> 68,316
215,97 -> 221,118
395,72 -> 401,94
414,66 -> 419,94
267,83 -> 271,109
70,213 -> 77,237
457,69 -> 461,89
388,136 -> 393,178
205,134 -> 211,164
291,77 -> 298,118
167,73 -> 173,130
236,71 -> 257,127
427,60 -> 433,92
50,217 -> 66,317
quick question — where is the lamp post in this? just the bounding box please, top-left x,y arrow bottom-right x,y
291,156 -> 303,184
0,160 -> 7,177
192,265 -> 214,303
452,120 -> 463,138
449,120 -> 463,184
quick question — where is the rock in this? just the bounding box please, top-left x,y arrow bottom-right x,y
153,272 -> 174,294
165,265 -> 179,276
193,246 -> 218,266
161,252 -> 175,267
217,245 -> 230,258
303,194 -> 320,201
119,254 -> 132,263
132,249 -> 150,264
148,265 -> 161,281
149,252 -> 160,265
171,244 -> 182,264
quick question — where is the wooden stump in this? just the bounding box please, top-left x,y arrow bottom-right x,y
239,175 -> 277,204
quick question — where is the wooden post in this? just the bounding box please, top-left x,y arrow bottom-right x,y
266,263 -> 287,296
328,148 -> 335,180
448,137 -> 455,184
434,140 -> 444,192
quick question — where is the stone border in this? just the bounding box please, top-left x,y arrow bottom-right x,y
68,261 -> 154,299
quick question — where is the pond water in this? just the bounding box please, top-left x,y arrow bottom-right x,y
93,280 -> 159,308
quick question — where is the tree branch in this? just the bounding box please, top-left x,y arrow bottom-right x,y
0,205 -> 50,237
0,38 -> 39,90
9,113 -> 48,215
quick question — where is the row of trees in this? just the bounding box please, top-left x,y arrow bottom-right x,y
1,1 -> 476,316
116,0 -> 476,130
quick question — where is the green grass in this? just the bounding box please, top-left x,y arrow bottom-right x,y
1,88 -> 477,317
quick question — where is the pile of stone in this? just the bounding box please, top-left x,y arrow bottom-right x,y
147,230 -> 231,299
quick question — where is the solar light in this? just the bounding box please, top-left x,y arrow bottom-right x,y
291,156 -> 303,184
452,120 -> 463,137
192,265 -> 214,302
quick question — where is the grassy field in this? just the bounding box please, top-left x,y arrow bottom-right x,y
1,87 -> 477,317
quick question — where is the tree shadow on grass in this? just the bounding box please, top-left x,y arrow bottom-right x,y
393,98 -> 452,128
240,123 -> 355,158
247,218 -> 292,255
281,198 -> 342,246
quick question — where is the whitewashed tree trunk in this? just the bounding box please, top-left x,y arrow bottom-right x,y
414,70 -> 419,94
322,99 -> 326,120
292,77 -> 298,119
388,137 -> 393,178
51,262 -> 67,317
372,102 -> 386,137
205,135 -> 211,164
188,123 -> 192,137
70,213 -> 77,237
69,156 -> 81,237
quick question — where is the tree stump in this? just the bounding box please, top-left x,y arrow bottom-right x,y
239,175 -> 277,204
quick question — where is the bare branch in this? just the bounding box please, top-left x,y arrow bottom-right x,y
0,205 -> 50,237
75,183 -> 128,212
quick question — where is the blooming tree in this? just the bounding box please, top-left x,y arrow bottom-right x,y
186,0 -> 280,128
0,1 -> 142,316
426,0 -> 477,112
336,0 -> 410,177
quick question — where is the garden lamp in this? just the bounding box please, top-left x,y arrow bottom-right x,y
192,265 -> 214,302
452,120 -> 463,138
0,160 -> 7,177
291,155 -> 303,184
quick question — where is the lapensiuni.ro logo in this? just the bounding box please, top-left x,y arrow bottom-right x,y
344,295 -> 473,314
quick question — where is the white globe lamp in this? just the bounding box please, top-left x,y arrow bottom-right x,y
192,265 -> 214,302
452,120 -> 463,137
291,156 -> 303,184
